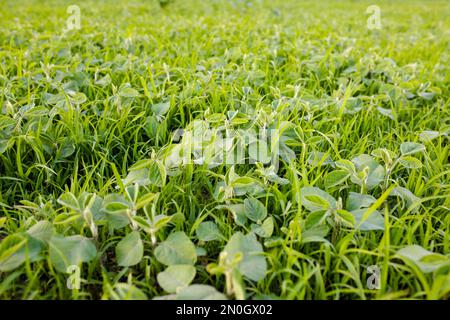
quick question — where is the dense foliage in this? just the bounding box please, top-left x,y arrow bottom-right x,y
0,0 -> 449,299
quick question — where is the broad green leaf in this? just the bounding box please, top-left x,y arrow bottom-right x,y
263,237 -> 284,248
101,194 -> 131,229
175,284 -> 227,300
350,154 -> 385,190
53,211 -> 82,225
217,204 -> 247,227
49,235 -> 97,273
324,170 -> 350,188
148,160 -> 166,187
334,159 -> 355,173
300,187 -> 336,212
377,106 -> 395,120
305,210 -> 328,229
129,159 -> 153,171
350,209 -> 384,231
419,130 -> 440,142
157,265 -> 196,293
195,246 -> 207,256
155,232 -> 197,266
122,168 -> 151,187
251,217 -> 274,238
356,184 -> 395,230
153,214 -> 173,232
196,221 -> 223,242
244,198 -> 267,223
102,194 -> 130,214
307,151 -> 333,166
95,74 -> 111,87
68,92 -> 87,104
390,187 -> 420,211
397,245 -> 450,273
26,221 -> 54,244
223,232 -> 267,281
57,192 -> 80,212
152,101 -> 171,117
257,165 -> 290,185
400,142 -> 425,156
301,225 -> 330,244
336,209 -> 356,227
371,148 -> 397,165
232,177 -> 264,197
116,231 -> 143,267
59,140 -> 76,159
399,156 -> 422,169
133,216 -> 151,232
0,234 -> 43,272
418,92 -> 436,100
346,192 -> 376,211
119,86 -> 140,98
136,192 -> 158,209
111,283 -> 147,300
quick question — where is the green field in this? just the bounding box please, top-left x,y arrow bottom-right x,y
0,0 -> 449,300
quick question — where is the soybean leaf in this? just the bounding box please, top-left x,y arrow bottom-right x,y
101,194 -> 131,229
196,247 -> 207,256
300,187 -> 336,212
350,154 -> 385,190
307,151 -> 333,166
49,235 -> 97,273
119,86 -> 140,98
419,130 -> 440,142
399,156 -> 423,169
371,148 -> 397,165
175,285 -> 227,300
301,225 -> 330,244
0,234 -> 43,272
400,142 -> 425,156
116,231 -> 143,267
346,192 -> 376,211
324,170 -> 350,188
157,265 -> 196,293
95,74 -> 111,87
251,217 -> 274,238
390,186 -> 420,211
223,232 -> 267,281
111,283 -> 147,300
148,160 -> 166,187
336,209 -> 356,227
217,204 -> 247,227
350,209 -> 384,231
334,159 -> 355,173
122,168 -> 151,187
155,232 -> 197,266
152,101 -> 171,117
196,221 -> 223,242
26,221 -> 54,244
397,245 -> 450,273
57,192 -> 80,212
305,210 -> 328,229
244,198 -> 267,223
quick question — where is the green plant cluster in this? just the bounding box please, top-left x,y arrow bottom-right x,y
0,0 -> 449,299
